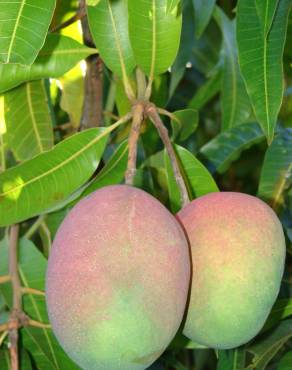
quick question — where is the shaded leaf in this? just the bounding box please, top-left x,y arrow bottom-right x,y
0,0 -> 56,65
217,349 -> 246,370
5,80 -> 54,161
171,109 -> 198,141
193,0 -> 216,38
0,34 -> 96,94
0,127 -> 110,226
248,320 -> 292,370
214,8 -> 251,131
278,351 -> 292,370
165,144 -> 219,212
237,0 -> 291,143
264,299 -> 292,332
200,122 -> 265,174
0,349 -> 33,370
87,0 -> 135,81
128,0 -> 182,77
258,128 -> 292,209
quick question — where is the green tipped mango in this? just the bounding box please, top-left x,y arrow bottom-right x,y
177,192 -> 285,349
46,185 -> 190,370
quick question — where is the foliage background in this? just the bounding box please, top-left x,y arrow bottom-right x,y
0,0 -> 291,369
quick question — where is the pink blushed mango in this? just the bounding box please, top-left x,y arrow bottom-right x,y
177,192 -> 286,349
46,185 -> 190,370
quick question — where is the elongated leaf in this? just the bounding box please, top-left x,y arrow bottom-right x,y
87,0 -> 135,80
166,0 -> 180,13
248,320 -> 292,370
214,8 -> 251,131
193,0 -> 216,38
255,0 -> 280,36
264,299 -> 292,332
278,351 -> 292,370
0,238 -> 80,369
258,128 -> 292,209
165,145 -> 219,212
200,122 -> 265,174
5,80 -> 54,161
0,34 -> 96,94
171,109 -> 198,141
128,0 -> 182,77
237,0 -> 291,143
217,349 -> 246,370
82,140 -> 128,198
188,70 -> 221,110
0,0 -> 56,65
0,128 -> 110,226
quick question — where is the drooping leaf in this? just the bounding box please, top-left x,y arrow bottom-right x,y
278,351 -> 292,370
258,128 -> 292,209
0,34 -> 96,94
171,109 -> 198,141
237,0 -> 291,143
0,0 -> 56,65
0,127 -> 111,226
214,8 -> 251,131
165,144 -> 219,212
263,299 -> 292,332
188,70 -> 221,110
247,320 -> 292,370
128,0 -> 182,77
4,80 -> 54,161
192,0 -> 216,38
0,238 -> 80,369
217,349 -> 246,370
200,122 -> 265,174
87,0 -> 135,82
81,140 -> 128,198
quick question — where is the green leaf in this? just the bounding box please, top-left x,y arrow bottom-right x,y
258,128 -> 292,209
4,80 -> 54,161
248,320 -> 292,370
0,349 -> 33,370
86,0 -> 100,5
0,238 -> 80,369
128,0 -> 182,77
187,70 -> 221,110
200,122 -> 265,174
255,0 -> 280,36
166,0 -> 180,14
0,127 -> 111,226
165,145 -> 219,212
0,0 -> 56,65
217,349 -> 246,370
171,109 -> 198,141
214,8 -> 251,131
87,0 -> 135,81
278,351 -> 292,370
81,140 -> 128,198
263,299 -> 292,332
237,0 -> 291,143
193,0 -> 216,38
0,34 -> 96,94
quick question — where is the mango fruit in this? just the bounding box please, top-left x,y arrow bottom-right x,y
46,185 -> 190,370
177,192 -> 285,349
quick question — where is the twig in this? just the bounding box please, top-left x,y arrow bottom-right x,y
157,107 -> 181,124
24,215 -> 46,239
0,275 -> 10,284
125,103 -> 144,185
146,104 -> 190,207
28,320 -> 51,329
8,224 -> 21,370
50,6 -> 86,33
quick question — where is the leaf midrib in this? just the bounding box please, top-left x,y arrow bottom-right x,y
26,82 -> 43,153
6,0 -> 26,63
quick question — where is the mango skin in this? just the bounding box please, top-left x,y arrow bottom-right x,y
46,185 -> 190,370
177,192 -> 285,349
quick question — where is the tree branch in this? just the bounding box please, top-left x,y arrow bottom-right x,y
0,275 -> 10,284
146,104 -> 190,208
125,103 -> 144,185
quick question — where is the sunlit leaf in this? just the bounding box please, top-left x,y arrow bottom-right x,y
258,128 -> 292,209
237,0 -> 291,143
192,0 -> 216,38
165,144 -> 219,212
86,0 -> 101,5
0,34 -> 96,94
200,122 -> 264,174
0,128 -> 110,226
0,0 -> 56,65
5,80 -> 54,161
166,0 -> 180,14
128,0 -> 182,77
